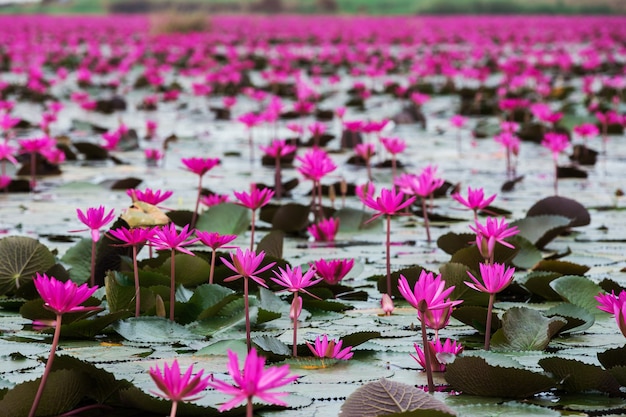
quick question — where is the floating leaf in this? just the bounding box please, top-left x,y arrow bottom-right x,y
100,177 -> 142,190
120,201 -> 170,228
195,203 -> 250,235
526,196 -> 591,228
608,366 -> 626,386
440,262 -> 489,306
491,307 -> 565,351
452,306 -> 500,334
258,286 -> 288,324
509,235 -> 543,270
445,355 -> 555,398
271,203 -> 310,233
160,254 -> 210,287
518,271 -> 563,301
371,265 -> 430,297
257,230 -> 284,259
597,344 -> 626,369
534,260 -> 589,275
449,243 -> 518,272
113,317 -> 202,344
339,378 -> 456,417
60,237 -> 93,284
436,232 -> 473,255
511,215 -> 572,248
544,303 -> 595,334
0,236 -> 56,296
550,275 -> 603,313
196,339 -> 248,357
335,207 -> 382,233
73,141 -> 109,160
539,357 -> 621,395
192,284 -> 238,321
340,331 -> 382,349
455,402 -> 560,417
253,334 -> 291,358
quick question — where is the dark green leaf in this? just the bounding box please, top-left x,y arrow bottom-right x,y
535,260 -> 589,275
539,357 -> 621,395
597,344 -> 626,369
436,232 -> 474,255
335,207 -> 382,233
452,306 -> 500,334
271,203 -> 310,233
511,215 -> 572,248
518,271 -> 563,301
160,254 -> 210,287
491,307 -> 565,351
439,262 -> 489,306
509,235 -> 543,270
544,303 -> 595,334
0,236 -> 56,296
60,237 -> 93,284
253,334 -> 291,358
113,317 -> 203,343
550,275 -> 603,313
195,203 -> 250,235
257,230 -> 284,259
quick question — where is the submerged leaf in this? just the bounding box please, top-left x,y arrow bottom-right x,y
339,378 -> 456,417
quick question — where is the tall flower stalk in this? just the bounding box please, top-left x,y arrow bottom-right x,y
398,271 -> 462,393
221,248 -> 276,351
541,132 -> 569,195
259,139 -> 297,200
465,262 -> 516,350
234,184 -> 274,250
29,274 -> 99,417
181,157 -> 220,229
72,206 -> 115,286
360,186 -> 415,297
148,224 -> 199,321
195,231 -> 237,284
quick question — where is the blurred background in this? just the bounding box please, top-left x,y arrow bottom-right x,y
0,0 -> 624,15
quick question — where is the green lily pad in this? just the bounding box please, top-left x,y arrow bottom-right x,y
597,344 -> 626,369
544,303 -> 595,334
335,207 -> 383,233
112,317 -> 203,344
509,235 -> 542,270
455,402 -> 560,417
518,271 -> 563,301
451,306 -> 500,334
0,236 -> 56,296
534,260 -> 589,276
445,355 -> 555,398
491,307 -> 566,351
539,357 -> 621,395
511,215 -> 571,248
449,243 -> 518,273
196,339 -> 248,357
195,202 -> 250,235
253,334 -> 291,358
270,203 -> 311,233
340,378 -> 456,417
550,275 -> 603,314
60,237 -> 94,284
160,254 -> 210,287
439,262 -> 489,307
257,230 -> 284,259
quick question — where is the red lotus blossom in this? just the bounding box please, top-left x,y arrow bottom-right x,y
200,193 -> 230,207
307,335 -> 353,360
308,121 -> 326,136
469,216 -> 519,262
573,123 -> 599,139
102,131 -> 122,151
19,137 -> 55,154
596,290 -> 626,337
542,132 -> 569,160
312,258 -> 354,286
380,137 -> 406,155
411,339 -> 463,372
296,148 -> 337,182
0,143 -> 18,165
259,139 -> 297,159
381,293 -> 394,315
0,113 -> 19,132
307,217 -> 340,242
149,360 -> 211,413
395,167 -> 444,199
355,142 -> 375,161
234,183 -> 274,211
196,231 -> 237,251
208,348 -> 298,412
127,188 -> 173,206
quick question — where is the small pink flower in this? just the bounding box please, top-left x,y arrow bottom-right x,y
40,148 -> 65,165
573,123 -> 599,139
398,271 -> 462,313
542,132 -> 569,160
144,148 -> 163,162
0,143 -> 18,165
19,137 -> 55,154
596,290 -> 626,337
149,359 -> 210,403
380,137 -> 406,155
220,248 -> 276,287
207,348 -> 298,411
411,339 -> 463,372
149,224 -> 199,256
127,188 -> 173,206
307,335 -> 353,360
494,132 -> 520,155
196,231 -> 237,250
296,148 -> 337,182
395,167 -> 444,198
381,293 -> 394,315
355,143 -> 376,162
450,114 -> 467,128
307,217 -> 340,242
234,184 -> 274,211
313,258 -> 354,285
271,265 -> 322,297
360,187 -> 415,222
181,157 -> 220,177
259,139 -> 297,158
108,226 -> 154,247
200,193 -> 230,207
308,121 -> 327,136
102,131 -> 121,151
223,96 -> 236,109
469,216 -> 519,261
0,175 -> 11,189
452,187 -> 497,212
74,206 -> 116,242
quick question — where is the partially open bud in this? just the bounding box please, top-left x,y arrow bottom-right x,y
381,294 -> 394,316
290,294 -> 302,321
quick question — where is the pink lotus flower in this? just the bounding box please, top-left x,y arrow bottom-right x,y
234,183 -> 274,211
33,273 -> 99,315
542,132 -> 569,160
296,148 -> 337,182
308,121 -> 327,136
0,113 -> 19,132
0,142 -> 18,165
127,188 -> 173,206
450,114 -> 467,128
181,157 -> 220,176
223,96 -> 237,109
40,148 -> 65,165
19,137 -> 55,154
0,175 -> 10,189
29,274 -> 99,417
380,137 -> 406,155
102,131 -> 122,151
271,265 -> 322,297
469,216 -> 519,263
307,217 -> 340,242
221,248 -> 275,288
411,339 -> 463,372
208,348 -> 298,413
573,123 -> 599,139
452,186 -> 497,218
149,360 -> 210,415
74,206 -> 115,243
410,92 -> 430,106
259,139 -> 297,159
312,258 -> 354,285
395,167 -> 444,199
196,231 -> 237,285
307,335 -> 353,360
149,224 -> 198,256
360,186 -> 415,222
398,271 -> 462,314
200,193 -> 230,207
596,290 -> 626,337
466,262 -> 516,295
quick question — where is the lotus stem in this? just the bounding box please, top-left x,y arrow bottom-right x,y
169,248 -> 176,321
385,214 -> 392,297
29,313 -> 62,417
133,245 -> 140,317
421,199 -> 431,243
484,292 -> 495,351
419,310 -> 435,394
244,277 -> 251,352
90,238 -> 96,287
